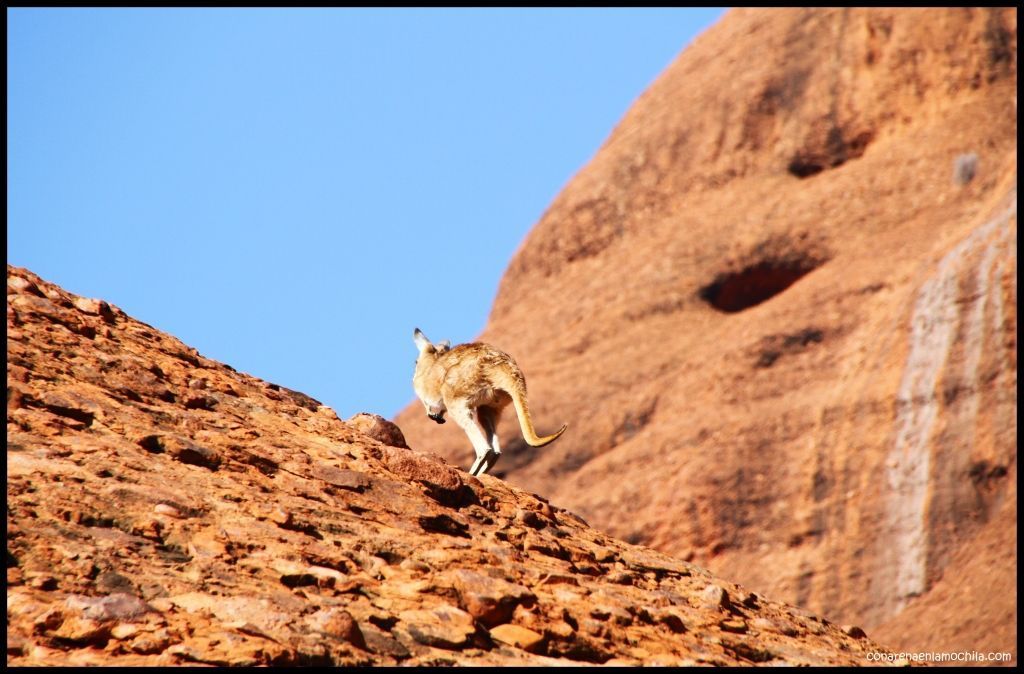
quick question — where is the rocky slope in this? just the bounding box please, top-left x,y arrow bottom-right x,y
6,265 -> 901,666
396,7 -> 1017,661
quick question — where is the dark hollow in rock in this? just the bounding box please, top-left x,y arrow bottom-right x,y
184,395 -> 217,411
40,402 -> 95,427
170,444 -> 221,471
279,572 -> 319,589
788,128 -> 874,179
276,518 -> 324,541
968,460 -> 1008,486
418,514 -> 470,538
241,452 -> 279,477
137,435 -> 165,454
787,159 -> 826,179
700,257 -> 823,313
423,483 -> 480,510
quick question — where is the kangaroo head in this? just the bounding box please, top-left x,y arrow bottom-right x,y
412,328 -> 451,423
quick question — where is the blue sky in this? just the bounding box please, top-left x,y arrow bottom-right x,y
8,8 -> 725,420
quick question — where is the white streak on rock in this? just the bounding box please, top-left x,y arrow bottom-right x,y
884,192 -> 1016,616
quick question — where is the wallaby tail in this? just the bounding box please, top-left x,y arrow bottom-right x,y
496,368 -> 567,447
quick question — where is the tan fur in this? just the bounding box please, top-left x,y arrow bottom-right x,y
412,328 -> 567,476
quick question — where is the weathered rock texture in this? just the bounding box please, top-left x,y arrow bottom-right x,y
396,7 -> 1017,662
7,265 -> 898,665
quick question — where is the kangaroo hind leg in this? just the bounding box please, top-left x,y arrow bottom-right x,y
478,406 -> 502,475
451,403 -> 494,476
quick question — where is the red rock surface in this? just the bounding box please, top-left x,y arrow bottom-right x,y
7,265 -> 898,665
396,7 -> 1017,663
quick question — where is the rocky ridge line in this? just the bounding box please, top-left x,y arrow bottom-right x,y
6,265 -> 897,666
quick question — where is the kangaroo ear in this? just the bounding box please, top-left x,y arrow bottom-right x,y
413,328 -> 432,352
436,339 -> 451,352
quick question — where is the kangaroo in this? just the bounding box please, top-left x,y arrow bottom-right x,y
412,328 -> 567,476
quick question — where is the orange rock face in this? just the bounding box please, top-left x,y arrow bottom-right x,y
7,265 -> 893,665
396,7 -> 1017,662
